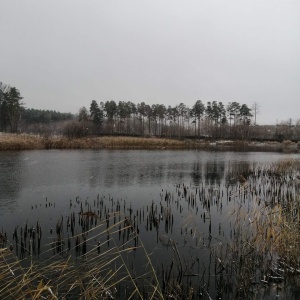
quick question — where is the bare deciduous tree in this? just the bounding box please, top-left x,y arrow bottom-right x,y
252,102 -> 260,125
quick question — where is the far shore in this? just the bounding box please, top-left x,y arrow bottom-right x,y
0,133 -> 299,152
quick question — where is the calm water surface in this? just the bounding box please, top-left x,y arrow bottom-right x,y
1,149 -> 299,217
1,150 -> 300,299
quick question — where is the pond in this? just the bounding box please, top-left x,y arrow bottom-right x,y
0,150 -> 300,299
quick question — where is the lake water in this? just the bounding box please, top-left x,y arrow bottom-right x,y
1,149 -> 300,299
2,149 -> 299,216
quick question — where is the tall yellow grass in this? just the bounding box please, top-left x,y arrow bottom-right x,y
0,212 -> 164,299
0,133 -> 194,150
1,133 -> 299,152
0,134 -> 45,150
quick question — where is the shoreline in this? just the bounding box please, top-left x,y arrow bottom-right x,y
0,133 -> 299,152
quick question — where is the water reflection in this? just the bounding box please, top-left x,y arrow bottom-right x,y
224,161 -> 252,186
87,151 -> 235,189
0,151 -> 28,214
191,162 -> 203,186
1,150 -> 299,210
88,150 -> 192,188
204,160 -> 225,185
0,149 -> 299,219
1,150 -> 300,299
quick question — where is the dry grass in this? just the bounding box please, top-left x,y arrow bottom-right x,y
208,159 -> 300,298
226,199 -> 300,296
248,160 -> 300,270
53,136 -> 188,150
1,133 -> 299,152
0,212 -> 164,299
282,140 -> 294,146
0,134 -> 190,150
0,134 -> 45,150
254,203 -> 300,269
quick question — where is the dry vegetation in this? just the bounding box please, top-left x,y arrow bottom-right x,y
0,212 -> 164,300
0,133 -> 191,150
211,159 -> 300,298
1,133 -> 299,152
0,146 -> 299,298
0,134 -> 45,150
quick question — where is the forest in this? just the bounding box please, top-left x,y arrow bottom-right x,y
1,81 -> 299,141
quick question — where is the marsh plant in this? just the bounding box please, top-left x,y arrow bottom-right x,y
0,212 -> 164,299
0,159 -> 300,299
1,133 -> 300,152
211,159 -> 300,298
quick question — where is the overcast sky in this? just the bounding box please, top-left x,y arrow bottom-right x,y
1,0 -> 299,125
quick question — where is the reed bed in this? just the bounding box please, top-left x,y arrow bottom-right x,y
0,134 -> 189,150
0,134 -> 45,150
0,211 -> 164,299
210,159 -> 300,298
1,133 -> 299,151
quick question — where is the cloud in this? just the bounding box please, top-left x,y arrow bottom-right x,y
1,0 -> 299,124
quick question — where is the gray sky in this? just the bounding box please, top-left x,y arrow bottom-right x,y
1,0 -> 299,125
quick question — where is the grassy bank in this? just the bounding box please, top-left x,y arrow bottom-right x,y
0,133 -> 188,150
0,133 -> 299,152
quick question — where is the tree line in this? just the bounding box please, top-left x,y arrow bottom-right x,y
0,82 -> 74,133
0,81 -> 255,138
71,99 -> 254,139
3,81 -> 299,141
22,108 -> 74,124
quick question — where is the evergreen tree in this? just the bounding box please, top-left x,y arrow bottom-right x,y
239,104 -> 252,125
191,100 -> 205,137
104,100 -> 117,133
78,106 -> 89,122
0,85 -> 24,133
90,100 -> 103,134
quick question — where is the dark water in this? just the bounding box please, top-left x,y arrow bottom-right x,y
1,150 -> 300,299
0,150 -> 293,228
1,149 -> 298,215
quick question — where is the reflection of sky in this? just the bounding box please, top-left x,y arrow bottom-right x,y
0,149 -> 299,299
1,150 -> 300,218
0,151 -> 28,214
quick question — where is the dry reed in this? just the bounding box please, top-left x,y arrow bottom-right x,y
212,159 -> 300,298
0,134 -> 191,150
1,133 -> 299,152
0,212 -> 164,299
